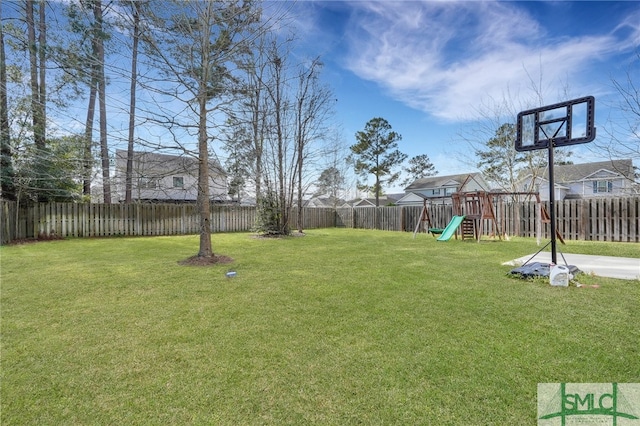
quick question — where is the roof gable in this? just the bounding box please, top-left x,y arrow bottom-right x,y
582,168 -> 625,180
396,192 -> 428,203
352,198 -> 376,207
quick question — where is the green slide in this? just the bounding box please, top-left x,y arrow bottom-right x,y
436,215 -> 466,241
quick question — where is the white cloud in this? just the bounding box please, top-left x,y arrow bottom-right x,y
341,1 -> 636,122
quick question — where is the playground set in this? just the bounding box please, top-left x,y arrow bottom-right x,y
412,187 -> 501,242
414,96 -> 597,281
413,188 -> 562,244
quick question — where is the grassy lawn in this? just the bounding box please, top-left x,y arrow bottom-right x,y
1,229 -> 638,425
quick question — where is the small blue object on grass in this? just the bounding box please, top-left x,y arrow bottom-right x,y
226,271 -> 237,278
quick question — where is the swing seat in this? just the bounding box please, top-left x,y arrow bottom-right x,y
429,228 -> 444,235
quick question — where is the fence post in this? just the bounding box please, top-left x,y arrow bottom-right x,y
631,197 -> 639,243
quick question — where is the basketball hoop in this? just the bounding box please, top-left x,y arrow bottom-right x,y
514,96 -> 596,266
516,96 -> 596,152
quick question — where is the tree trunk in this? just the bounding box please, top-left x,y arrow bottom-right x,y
26,0 -> 45,150
297,150 -> 303,233
38,0 -> 45,133
197,100 -> 212,257
0,10 -> 16,200
196,2 -> 213,257
296,110 -> 304,233
83,76 -> 97,197
273,59 -> 288,235
375,173 -> 380,206
252,89 -> 263,203
125,3 -> 140,204
94,1 -> 110,203
295,76 -> 304,234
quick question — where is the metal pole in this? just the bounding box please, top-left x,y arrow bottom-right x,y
548,140 -> 557,265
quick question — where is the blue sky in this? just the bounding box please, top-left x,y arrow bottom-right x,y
5,0 -> 638,196
280,0 -> 639,189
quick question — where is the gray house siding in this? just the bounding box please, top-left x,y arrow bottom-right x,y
519,159 -> 637,200
114,150 -> 228,203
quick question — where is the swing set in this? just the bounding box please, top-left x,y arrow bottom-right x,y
412,174 -> 565,243
412,174 -> 502,242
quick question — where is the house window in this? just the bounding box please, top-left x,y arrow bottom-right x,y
593,180 -> 612,193
173,177 -> 184,188
445,187 -> 456,195
139,177 -> 158,189
433,189 -> 440,195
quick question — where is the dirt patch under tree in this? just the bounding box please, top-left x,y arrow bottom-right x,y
178,254 -> 234,267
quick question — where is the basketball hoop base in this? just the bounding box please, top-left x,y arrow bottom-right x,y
509,262 -> 581,279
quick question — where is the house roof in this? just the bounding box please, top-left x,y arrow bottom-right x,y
115,149 -> 225,176
535,159 -> 634,183
386,193 -> 404,202
404,173 -> 485,191
348,194 -> 402,207
303,196 -> 347,208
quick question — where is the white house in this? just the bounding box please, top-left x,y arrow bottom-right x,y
114,150 -> 228,203
518,159 -> 637,200
395,192 -> 431,206
399,173 -> 489,205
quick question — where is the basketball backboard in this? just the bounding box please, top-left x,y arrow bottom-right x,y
515,96 -> 595,152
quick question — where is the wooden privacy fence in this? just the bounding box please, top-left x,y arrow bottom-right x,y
1,197 -> 639,244
493,197 -> 639,242
0,202 -> 335,244
339,197 -> 640,243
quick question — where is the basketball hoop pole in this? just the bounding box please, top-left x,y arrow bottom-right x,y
547,140 -> 558,265
542,124 -> 563,266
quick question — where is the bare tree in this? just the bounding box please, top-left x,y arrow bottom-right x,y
595,53 -> 640,183
475,123 -> 525,193
143,0 -> 261,258
223,32 -> 271,203
457,88 -> 574,200
315,129 -> 353,207
253,37 -> 335,235
293,57 -> 334,233
263,40 -> 290,234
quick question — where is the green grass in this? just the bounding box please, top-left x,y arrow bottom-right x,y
1,229 -> 638,425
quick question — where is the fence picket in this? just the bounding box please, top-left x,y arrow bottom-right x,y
628,198 -> 636,242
